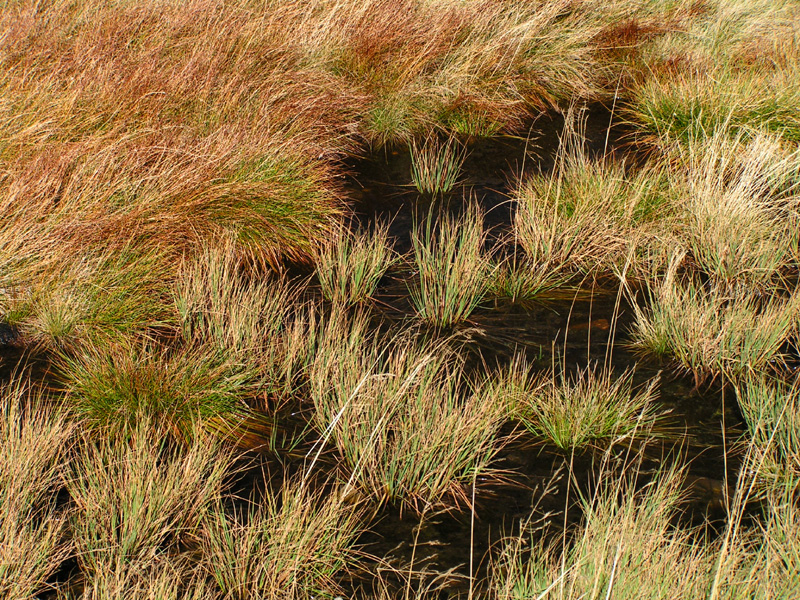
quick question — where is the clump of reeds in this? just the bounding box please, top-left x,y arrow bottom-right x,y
201,478 -> 364,600
628,254 -> 800,386
492,464 -> 716,599
494,356 -> 659,450
736,377 -> 800,485
0,379 -> 73,599
489,255 -> 568,303
309,318 -> 506,510
410,202 -> 493,327
315,221 -> 396,306
675,129 -> 800,294
66,423 -> 232,595
512,115 -> 668,280
59,339 -> 255,441
410,136 -> 468,197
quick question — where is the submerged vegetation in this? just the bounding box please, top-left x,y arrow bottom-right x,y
2,0 -> 800,596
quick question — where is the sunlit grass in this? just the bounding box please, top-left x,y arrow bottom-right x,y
495,356 -> 659,450
492,464 -> 716,600
674,129 -> 800,293
513,116 -> 669,278
315,221 -> 396,306
201,478 -> 364,599
627,256 -> 800,386
409,136 -> 467,198
309,321 -> 506,510
0,379 -> 73,599
59,339 -> 255,441
410,202 -> 493,327
67,424 -> 231,595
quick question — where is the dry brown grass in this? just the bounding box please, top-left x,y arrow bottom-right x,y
0,378 -> 74,599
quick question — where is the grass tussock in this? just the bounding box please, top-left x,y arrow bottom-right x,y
1,245 -> 173,351
310,318 -> 506,510
0,379 -> 73,599
409,136 -> 468,198
673,129 -> 800,293
492,464 -> 716,600
175,243 -> 319,406
67,424 -> 232,592
736,377 -> 800,486
175,243 -> 296,354
315,221 -> 396,306
513,116 -> 669,281
202,479 -> 364,600
410,202 -> 493,328
495,357 -> 659,450
59,339 -> 255,441
627,254 -> 800,385
624,0 -> 800,147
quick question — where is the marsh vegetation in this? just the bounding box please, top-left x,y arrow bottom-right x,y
2,0 -> 800,597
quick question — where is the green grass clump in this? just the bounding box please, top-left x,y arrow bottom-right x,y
628,257 -> 800,386
67,425 -> 232,594
630,67 -> 800,147
674,129 -> 800,293
202,479 -> 364,599
315,221 -> 396,306
496,357 -> 658,450
513,118 -> 668,278
409,136 -> 467,198
310,322 -> 506,510
410,203 -> 493,327
60,340 -> 256,441
207,152 -> 345,266
489,255 -> 569,303
736,377 -> 800,485
3,246 -> 173,351
492,465 -> 716,600
0,380 -> 73,599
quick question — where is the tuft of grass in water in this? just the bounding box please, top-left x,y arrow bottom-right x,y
315,221 -> 397,306
512,114 -> 669,278
66,424 -> 232,592
492,463 -> 717,600
489,255 -> 569,303
410,202 -> 493,328
59,339 -> 256,441
0,379 -> 73,599
627,254 -> 800,386
409,136 -> 468,198
201,478 -> 364,600
309,321 -> 506,511
495,357 -> 659,450
674,128 -> 800,293
736,377 -> 800,486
